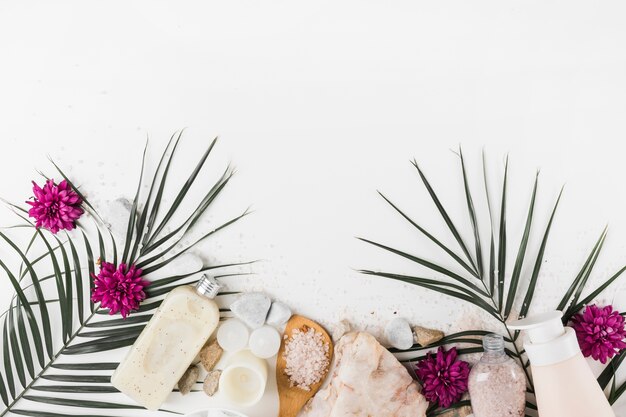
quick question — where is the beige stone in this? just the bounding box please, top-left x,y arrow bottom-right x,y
331,319 -> 351,342
200,339 -> 223,372
413,325 -> 444,346
299,332 -> 429,417
203,370 -> 222,396
177,365 -> 199,396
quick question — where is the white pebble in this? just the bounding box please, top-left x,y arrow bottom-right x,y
103,198 -> 132,244
249,326 -> 281,359
385,318 -> 414,350
266,301 -> 292,326
217,319 -> 250,352
230,292 -> 271,329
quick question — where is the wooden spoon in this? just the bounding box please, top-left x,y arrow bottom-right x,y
276,315 -> 334,417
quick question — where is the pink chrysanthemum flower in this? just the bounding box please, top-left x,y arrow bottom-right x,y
415,347 -> 470,408
26,179 -> 84,234
91,262 -> 149,318
570,304 -> 626,364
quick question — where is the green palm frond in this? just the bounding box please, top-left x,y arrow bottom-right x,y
0,133 -> 251,416
362,147 -> 626,414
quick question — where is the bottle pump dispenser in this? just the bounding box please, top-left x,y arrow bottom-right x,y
509,311 -> 614,417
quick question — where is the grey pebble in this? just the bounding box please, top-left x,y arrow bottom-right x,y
230,292 -> 271,329
266,301 -> 292,326
385,318 -> 414,350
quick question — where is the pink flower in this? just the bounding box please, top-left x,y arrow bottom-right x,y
415,347 -> 470,408
570,304 -> 626,364
91,262 -> 149,318
26,179 -> 84,234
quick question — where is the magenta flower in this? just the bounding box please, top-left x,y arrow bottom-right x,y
26,179 -> 84,234
91,262 -> 149,318
570,304 -> 626,364
415,347 -> 470,408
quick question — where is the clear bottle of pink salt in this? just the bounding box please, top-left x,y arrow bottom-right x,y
509,311 -> 615,417
468,333 -> 526,417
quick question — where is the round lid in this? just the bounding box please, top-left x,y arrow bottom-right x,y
508,311 -> 564,344
195,274 -> 221,299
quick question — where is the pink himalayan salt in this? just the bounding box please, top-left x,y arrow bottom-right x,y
283,327 -> 330,391
299,332 -> 428,417
468,334 -> 526,417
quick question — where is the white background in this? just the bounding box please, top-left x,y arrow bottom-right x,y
1,1 -> 626,415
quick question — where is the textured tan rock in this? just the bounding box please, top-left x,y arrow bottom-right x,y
298,332 -> 429,417
200,339 -> 223,372
203,370 -> 222,396
413,325 -> 444,347
177,365 -> 199,395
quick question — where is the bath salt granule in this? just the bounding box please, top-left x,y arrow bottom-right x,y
283,326 -> 330,391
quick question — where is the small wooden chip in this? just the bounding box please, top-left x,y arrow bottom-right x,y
200,339 -> 223,372
203,370 -> 222,396
177,365 -> 199,396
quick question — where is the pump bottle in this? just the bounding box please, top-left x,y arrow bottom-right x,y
509,311 -> 615,417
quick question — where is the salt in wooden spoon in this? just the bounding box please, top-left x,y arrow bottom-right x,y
276,315 -> 333,417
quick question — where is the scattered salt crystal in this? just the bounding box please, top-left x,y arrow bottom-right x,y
283,326 -> 330,391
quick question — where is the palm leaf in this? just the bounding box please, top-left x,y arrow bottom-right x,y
556,228 -> 607,313
0,232 -> 54,360
568,264 -> 626,319
504,173 -> 538,319
122,140 -> 148,264
459,147 -> 483,278
497,156 -> 508,311
143,136 -> 218,251
482,151 -> 497,296
362,150 -> 626,414
377,192 -> 478,278
360,270 -> 499,319
358,239 -> 489,297
518,187 -> 563,325
0,134 -> 250,416
411,160 -> 479,274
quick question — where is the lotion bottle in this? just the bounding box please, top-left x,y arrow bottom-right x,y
111,275 -> 221,411
509,311 -> 615,417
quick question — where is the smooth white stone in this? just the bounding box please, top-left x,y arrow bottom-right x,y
230,292 -> 271,329
385,318 -> 414,350
103,197 -> 132,243
217,319 -> 250,352
249,326 -> 281,359
265,301 -> 292,326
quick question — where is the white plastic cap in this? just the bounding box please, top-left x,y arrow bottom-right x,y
509,311 -> 580,366
508,311 -> 564,344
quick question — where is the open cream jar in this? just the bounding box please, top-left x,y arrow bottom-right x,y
219,350 -> 268,407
